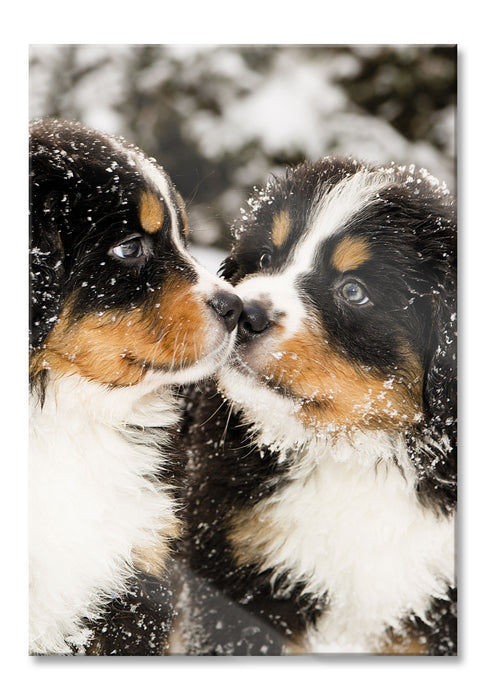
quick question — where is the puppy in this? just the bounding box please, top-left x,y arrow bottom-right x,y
180,157 -> 456,655
29,119 -> 242,655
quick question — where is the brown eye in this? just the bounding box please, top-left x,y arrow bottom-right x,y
259,252 -> 272,269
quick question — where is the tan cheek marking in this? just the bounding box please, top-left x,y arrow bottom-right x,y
32,274 -> 212,387
332,235 -> 371,272
139,190 -> 164,234
271,209 -> 291,247
257,321 -> 423,431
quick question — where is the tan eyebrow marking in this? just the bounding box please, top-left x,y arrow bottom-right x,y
332,235 -> 371,272
139,190 -> 164,234
271,209 -> 291,247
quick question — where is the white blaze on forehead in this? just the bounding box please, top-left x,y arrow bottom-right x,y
289,168 -> 395,277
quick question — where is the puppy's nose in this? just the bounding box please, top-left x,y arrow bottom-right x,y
238,302 -> 271,341
207,291 -> 243,332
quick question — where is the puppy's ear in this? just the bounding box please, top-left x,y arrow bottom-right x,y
410,270 -> 457,513
29,163 -> 67,353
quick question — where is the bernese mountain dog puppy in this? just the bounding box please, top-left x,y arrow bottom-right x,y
180,157 -> 456,655
29,119 -> 242,655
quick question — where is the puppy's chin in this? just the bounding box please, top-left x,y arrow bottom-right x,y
217,362 -> 312,452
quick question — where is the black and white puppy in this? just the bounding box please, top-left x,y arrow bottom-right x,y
29,119 -> 242,655
181,157 -> 456,655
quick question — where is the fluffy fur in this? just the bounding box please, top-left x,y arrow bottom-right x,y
29,119 -> 242,655
179,157 -> 457,655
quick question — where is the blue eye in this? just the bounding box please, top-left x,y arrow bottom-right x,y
340,280 -> 370,305
110,236 -> 145,260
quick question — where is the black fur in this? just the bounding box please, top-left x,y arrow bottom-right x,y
85,571 -> 177,656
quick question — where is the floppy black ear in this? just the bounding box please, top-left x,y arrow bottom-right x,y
409,267 -> 457,514
29,157 -> 67,353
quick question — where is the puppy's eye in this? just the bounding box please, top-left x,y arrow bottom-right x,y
339,280 -> 370,305
259,252 -> 272,269
110,236 -> 145,261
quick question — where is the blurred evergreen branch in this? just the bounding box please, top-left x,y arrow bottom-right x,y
30,45 -> 456,250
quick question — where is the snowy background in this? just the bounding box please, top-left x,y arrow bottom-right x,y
29,44 -> 456,272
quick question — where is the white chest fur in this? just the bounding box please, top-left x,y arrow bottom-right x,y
246,433 -> 455,653
29,373 -> 180,654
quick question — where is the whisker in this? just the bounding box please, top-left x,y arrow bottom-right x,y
220,402 -> 234,449
169,328 -> 182,372
200,397 -> 229,427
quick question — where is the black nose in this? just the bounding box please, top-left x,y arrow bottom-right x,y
238,302 -> 271,341
207,291 -> 243,332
